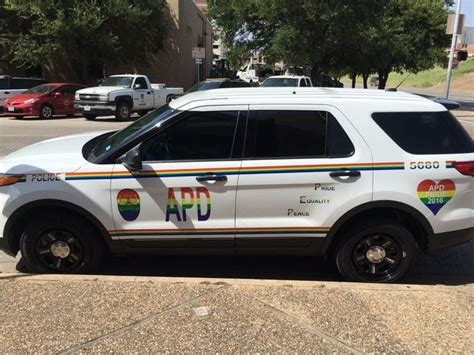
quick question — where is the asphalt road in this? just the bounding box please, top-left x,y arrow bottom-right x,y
0,112 -> 473,285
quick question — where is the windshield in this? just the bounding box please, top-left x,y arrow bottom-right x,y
101,76 -> 133,88
261,78 -> 298,87
187,81 -> 223,93
23,84 -> 56,94
88,104 -> 177,162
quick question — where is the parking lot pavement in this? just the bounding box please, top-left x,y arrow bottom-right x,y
0,114 -> 128,158
0,275 -> 472,353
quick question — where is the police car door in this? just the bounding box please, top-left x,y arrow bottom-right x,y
110,107 -> 246,252
235,106 -> 373,252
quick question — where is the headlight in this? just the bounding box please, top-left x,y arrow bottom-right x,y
24,98 -> 39,104
99,95 -> 108,101
0,174 -> 25,186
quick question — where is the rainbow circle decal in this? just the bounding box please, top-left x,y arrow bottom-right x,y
417,179 -> 455,215
117,189 -> 140,221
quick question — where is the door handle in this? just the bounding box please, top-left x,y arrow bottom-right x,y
4,91 -> 10,94
196,174 -> 227,182
329,170 -> 361,178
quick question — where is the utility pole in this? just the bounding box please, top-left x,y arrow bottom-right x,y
445,0 -> 462,99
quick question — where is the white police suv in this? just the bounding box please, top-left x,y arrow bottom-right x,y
0,88 -> 473,282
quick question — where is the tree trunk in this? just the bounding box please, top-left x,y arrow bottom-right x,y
310,65 -> 320,86
377,70 -> 390,90
362,73 -> 369,89
351,74 -> 356,88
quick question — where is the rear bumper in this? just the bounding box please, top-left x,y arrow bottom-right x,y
426,227 -> 474,252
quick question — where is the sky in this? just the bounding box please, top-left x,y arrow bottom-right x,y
457,0 -> 473,26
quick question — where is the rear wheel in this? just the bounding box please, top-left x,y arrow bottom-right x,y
115,102 -> 131,121
19,213 -> 104,274
40,104 -> 54,119
335,222 -> 417,283
84,114 -> 97,121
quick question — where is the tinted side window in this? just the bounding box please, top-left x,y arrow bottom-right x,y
27,79 -> 44,88
0,79 -> 9,89
300,78 -> 307,87
245,110 -> 353,159
134,77 -> 147,89
372,111 -> 473,154
11,79 -> 28,89
141,111 -> 239,161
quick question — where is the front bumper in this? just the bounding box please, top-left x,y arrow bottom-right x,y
75,101 -> 115,116
426,227 -> 474,252
2,104 -> 39,116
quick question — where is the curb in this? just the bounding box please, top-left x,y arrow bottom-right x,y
5,273 -> 471,293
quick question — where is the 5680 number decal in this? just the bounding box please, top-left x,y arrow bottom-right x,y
410,161 -> 440,170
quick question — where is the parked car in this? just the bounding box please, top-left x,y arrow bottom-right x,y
169,78 -> 251,100
1,88 -> 472,282
261,75 -> 313,87
236,64 -> 261,84
74,74 -> 183,121
3,83 -> 85,119
370,76 -> 379,87
0,76 -> 47,112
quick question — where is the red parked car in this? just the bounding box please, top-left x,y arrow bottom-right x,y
3,83 -> 85,119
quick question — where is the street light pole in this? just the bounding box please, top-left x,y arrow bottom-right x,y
445,0 -> 462,99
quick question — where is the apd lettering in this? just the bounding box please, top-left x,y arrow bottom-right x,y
166,187 -> 212,222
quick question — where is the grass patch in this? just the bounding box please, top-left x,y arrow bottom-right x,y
387,59 -> 474,88
341,59 -> 474,88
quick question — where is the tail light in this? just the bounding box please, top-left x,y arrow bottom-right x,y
453,161 -> 474,177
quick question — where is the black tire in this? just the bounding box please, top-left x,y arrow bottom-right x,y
40,104 -> 54,119
84,114 -> 97,121
19,213 -> 104,274
115,102 -> 131,121
334,222 -> 417,283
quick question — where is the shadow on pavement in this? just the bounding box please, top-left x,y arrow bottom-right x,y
99,248 -> 474,286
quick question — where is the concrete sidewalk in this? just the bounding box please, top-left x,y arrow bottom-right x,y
0,274 -> 472,353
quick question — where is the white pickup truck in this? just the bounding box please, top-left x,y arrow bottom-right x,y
74,74 -> 183,120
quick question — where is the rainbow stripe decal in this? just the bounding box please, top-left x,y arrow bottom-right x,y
117,189 -> 141,221
65,162 -> 404,181
109,226 -> 331,238
417,179 -> 456,215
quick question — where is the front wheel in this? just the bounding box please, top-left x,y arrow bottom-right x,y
40,104 -> 54,119
19,213 -> 104,274
84,114 -> 97,121
115,102 -> 131,121
335,222 -> 417,283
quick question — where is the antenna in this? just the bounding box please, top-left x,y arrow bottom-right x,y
396,73 -> 411,89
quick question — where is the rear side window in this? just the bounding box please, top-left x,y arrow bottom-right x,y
0,79 -> 9,89
372,111 -> 473,154
245,110 -> 354,159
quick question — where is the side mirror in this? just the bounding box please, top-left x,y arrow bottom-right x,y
134,84 -> 141,90
52,92 -> 62,98
120,145 -> 142,172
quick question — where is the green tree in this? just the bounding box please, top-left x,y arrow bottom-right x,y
209,0 -> 449,89
0,0 -> 169,82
